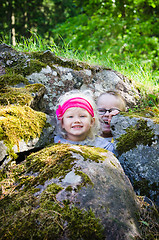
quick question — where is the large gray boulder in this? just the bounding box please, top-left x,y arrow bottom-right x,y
0,144 -> 141,240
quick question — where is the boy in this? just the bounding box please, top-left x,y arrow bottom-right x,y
97,91 -> 126,141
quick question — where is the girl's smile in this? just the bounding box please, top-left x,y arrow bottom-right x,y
72,125 -> 83,128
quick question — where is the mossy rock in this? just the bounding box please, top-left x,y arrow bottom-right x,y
123,108 -> 159,124
0,105 -> 46,159
0,83 -> 45,107
116,119 -> 155,155
111,114 -> 159,205
0,144 -> 142,240
6,59 -> 47,77
30,50 -> 94,71
0,74 -> 29,88
0,144 -> 106,240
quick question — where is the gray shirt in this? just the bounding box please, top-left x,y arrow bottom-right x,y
54,135 -> 116,154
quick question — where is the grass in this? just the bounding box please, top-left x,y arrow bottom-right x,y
1,33 -> 159,94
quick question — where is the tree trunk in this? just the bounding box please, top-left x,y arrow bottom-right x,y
11,12 -> 16,46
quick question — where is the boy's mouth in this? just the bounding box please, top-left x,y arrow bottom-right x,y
100,119 -> 109,125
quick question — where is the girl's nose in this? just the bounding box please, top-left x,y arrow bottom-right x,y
74,117 -> 81,122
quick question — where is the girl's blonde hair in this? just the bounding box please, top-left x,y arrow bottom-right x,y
55,89 -> 100,140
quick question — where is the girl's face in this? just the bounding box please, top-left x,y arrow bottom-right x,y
62,108 -> 95,141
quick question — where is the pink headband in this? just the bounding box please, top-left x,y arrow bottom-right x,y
56,97 -> 94,120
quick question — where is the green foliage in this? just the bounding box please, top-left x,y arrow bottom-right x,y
0,0 -> 77,44
50,0 -> 159,89
15,33 -> 50,52
9,31 -> 158,94
52,12 -> 159,71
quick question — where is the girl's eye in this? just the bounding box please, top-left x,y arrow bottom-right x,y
68,116 -> 73,118
80,115 -> 86,117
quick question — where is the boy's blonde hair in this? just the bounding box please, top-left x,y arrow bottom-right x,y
97,90 -> 126,111
56,89 -> 100,140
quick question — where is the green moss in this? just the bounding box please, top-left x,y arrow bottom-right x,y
0,87 -> 32,106
1,143 -> 158,239
24,145 -> 76,185
63,205 -> 104,240
25,83 -> 45,93
24,144 -> 105,187
116,119 -> 155,155
123,107 -> 159,124
6,59 -> 47,76
0,83 -> 45,107
0,105 -> 46,159
72,145 -> 106,163
0,144 -> 101,198
0,74 -> 28,88
30,51 -> 56,64
0,193 -> 104,240
75,169 -> 94,189
31,51 -> 93,71
65,185 -> 73,191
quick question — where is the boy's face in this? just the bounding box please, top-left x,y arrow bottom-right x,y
62,108 -> 95,141
97,94 -> 121,138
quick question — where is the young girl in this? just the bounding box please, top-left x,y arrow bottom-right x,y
54,90 -> 115,154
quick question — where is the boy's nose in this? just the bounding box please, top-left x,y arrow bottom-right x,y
102,111 -> 110,117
